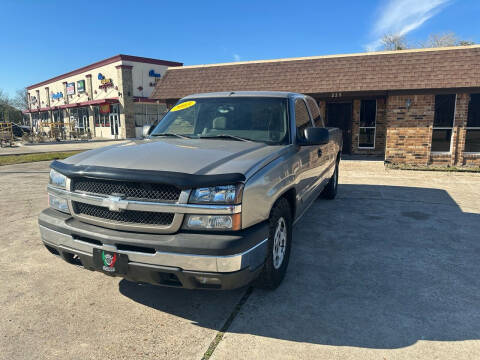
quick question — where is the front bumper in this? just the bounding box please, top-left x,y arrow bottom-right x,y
38,209 -> 268,289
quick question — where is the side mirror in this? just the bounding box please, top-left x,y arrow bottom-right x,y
143,124 -> 154,137
300,127 -> 329,145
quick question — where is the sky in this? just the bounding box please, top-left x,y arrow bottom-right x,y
1,0 -> 479,97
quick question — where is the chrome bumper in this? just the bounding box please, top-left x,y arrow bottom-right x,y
39,225 -> 267,273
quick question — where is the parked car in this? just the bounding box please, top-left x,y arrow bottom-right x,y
12,123 -> 31,138
39,91 -> 342,290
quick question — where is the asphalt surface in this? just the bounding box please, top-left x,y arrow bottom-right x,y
1,160 -> 479,359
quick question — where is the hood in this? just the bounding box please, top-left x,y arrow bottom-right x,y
62,138 -> 289,178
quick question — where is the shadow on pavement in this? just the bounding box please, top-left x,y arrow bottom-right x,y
120,184 -> 480,349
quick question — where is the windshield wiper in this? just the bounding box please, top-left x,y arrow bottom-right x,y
199,134 -> 252,142
151,133 -> 190,139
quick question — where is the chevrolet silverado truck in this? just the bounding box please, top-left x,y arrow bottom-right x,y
39,91 -> 342,290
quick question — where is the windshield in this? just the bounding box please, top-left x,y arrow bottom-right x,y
150,97 -> 289,144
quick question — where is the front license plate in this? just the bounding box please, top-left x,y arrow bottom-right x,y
93,249 -> 128,275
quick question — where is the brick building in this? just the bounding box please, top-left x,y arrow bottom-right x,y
150,46 -> 480,166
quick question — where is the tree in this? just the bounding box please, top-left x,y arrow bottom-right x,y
0,88 -> 23,123
419,32 -> 475,48
13,88 -> 28,111
380,34 -> 409,51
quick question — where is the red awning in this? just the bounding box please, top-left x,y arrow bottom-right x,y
24,98 -> 119,113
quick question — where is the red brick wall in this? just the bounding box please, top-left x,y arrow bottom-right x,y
385,92 -> 480,167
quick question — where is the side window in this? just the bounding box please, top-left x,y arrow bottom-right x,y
306,97 -> 324,127
295,99 -> 312,140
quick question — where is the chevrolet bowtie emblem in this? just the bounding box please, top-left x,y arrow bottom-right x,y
102,195 -> 128,212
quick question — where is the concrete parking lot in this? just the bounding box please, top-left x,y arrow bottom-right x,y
1,160 -> 479,360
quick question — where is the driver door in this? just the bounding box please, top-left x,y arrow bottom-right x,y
293,98 -> 317,214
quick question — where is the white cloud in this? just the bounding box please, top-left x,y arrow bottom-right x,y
366,0 -> 452,51
233,54 -> 241,62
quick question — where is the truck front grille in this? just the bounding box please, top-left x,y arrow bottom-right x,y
71,178 -> 181,202
72,202 -> 174,226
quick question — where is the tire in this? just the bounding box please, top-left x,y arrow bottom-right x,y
255,198 -> 292,290
321,161 -> 339,200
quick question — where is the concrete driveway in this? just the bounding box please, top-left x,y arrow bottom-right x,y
1,160 -> 479,359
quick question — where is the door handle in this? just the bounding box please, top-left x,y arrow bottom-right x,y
317,149 -> 322,157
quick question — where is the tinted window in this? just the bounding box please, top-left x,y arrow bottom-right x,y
467,94 -> 480,128
295,99 -> 311,140
360,100 -> 376,127
432,94 -> 456,152
466,94 -> 480,152
434,94 -> 456,127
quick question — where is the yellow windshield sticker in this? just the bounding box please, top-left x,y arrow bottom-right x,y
171,101 -> 196,112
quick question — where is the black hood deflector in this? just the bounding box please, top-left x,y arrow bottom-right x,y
51,161 -> 246,189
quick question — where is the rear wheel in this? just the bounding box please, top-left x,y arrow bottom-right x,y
321,161 -> 339,199
255,198 -> 292,290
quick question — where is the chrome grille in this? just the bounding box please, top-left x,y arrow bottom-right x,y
71,178 -> 181,202
73,202 -> 174,226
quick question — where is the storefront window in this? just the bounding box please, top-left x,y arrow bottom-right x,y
70,107 -> 89,132
40,111 -> 49,122
93,104 -> 119,127
359,100 -> 376,148
53,110 -> 64,123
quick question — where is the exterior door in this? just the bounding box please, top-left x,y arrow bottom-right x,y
110,114 -> 119,139
326,103 -> 352,154
294,98 -> 318,215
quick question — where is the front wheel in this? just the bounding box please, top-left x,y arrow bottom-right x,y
255,198 -> 292,290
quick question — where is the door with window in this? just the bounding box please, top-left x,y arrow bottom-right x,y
326,103 -> 352,154
294,98 -> 318,214
110,113 -> 120,139
305,97 -> 332,193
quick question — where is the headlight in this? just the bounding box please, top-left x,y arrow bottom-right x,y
189,184 -> 243,204
183,214 -> 241,231
48,194 -> 70,213
49,169 -> 67,189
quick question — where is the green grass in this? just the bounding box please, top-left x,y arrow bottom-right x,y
0,151 -> 82,166
386,163 -> 480,173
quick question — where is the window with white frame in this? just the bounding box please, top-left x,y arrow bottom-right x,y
359,99 -> 376,148
432,94 -> 456,152
465,93 -> 480,153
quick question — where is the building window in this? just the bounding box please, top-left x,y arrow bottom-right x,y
432,94 -> 456,152
359,100 -> 376,148
295,99 -> 312,140
94,104 -> 118,127
465,94 -> 480,153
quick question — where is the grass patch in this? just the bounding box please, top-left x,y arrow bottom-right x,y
386,163 -> 480,173
0,151 -> 82,166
